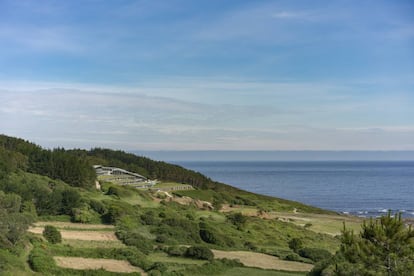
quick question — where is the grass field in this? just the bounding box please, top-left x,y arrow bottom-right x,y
28,221 -> 148,275
21,182 -> 363,275
53,256 -> 145,274
271,212 -> 362,236
33,221 -> 115,230
223,267 -> 306,276
195,210 -> 226,222
84,187 -> 160,208
152,182 -> 194,189
149,252 -> 208,265
28,227 -> 118,241
220,204 -> 362,237
212,250 -> 313,272
62,239 -> 126,248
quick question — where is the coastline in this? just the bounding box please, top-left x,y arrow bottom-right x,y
175,160 -> 414,219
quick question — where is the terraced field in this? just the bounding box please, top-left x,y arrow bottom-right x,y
54,256 -> 146,274
28,221 -> 145,274
28,227 -> 118,241
212,250 -> 313,272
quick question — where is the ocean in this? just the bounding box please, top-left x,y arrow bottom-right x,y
174,161 -> 414,218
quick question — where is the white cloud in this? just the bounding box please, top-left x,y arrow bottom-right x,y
0,77 -> 412,151
271,11 -> 316,20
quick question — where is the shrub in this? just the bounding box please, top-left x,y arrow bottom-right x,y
106,185 -> 130,197
185,246 -> 214,261
186,213 -> 195,220
0,249 -> 26,272
298,247 -> 332,263
42,225 -> 61,244
199,229 -> 219,244
304,223 -> 313,228
116,230 -> 153,254
155,217 -> 201,243
71,206 -> 97,223
155,234 -> 167,243
166,246 -> 186,257
28,247 -> 54,272
103,201 -> 136,224
180,259 -> 243,275
89,199 -> 107,214
226,212 -> 247,229
244,241 -> 257,250
149,262 -> 167,273
141,211 -> 158,225
288,238 -> 303,252
284,253 -> 301,261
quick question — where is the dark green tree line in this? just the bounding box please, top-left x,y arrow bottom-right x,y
312,212 -> 414,275
0,135 -> 95,188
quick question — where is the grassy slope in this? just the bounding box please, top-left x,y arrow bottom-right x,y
0,168 -> 352,276
0,135 -> 360,275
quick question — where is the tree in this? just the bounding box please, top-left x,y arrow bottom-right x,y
312,212 -> 414,275
42,225 -> 61,244
288,238 -> 303,253
227,212 -> 247,229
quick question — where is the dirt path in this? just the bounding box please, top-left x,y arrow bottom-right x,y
212,250 -> 313,272
28,227 -> 118,241
54,256 -> 146,275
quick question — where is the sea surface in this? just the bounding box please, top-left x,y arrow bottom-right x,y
175,161 -> 414,218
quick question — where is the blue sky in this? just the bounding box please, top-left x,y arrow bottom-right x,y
0,0 -> 413,150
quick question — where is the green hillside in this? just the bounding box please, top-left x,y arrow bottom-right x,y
1,134 -> 395,275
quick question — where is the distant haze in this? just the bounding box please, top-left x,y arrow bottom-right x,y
135,151 -> 414,162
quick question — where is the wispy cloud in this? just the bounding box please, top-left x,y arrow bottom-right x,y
271,11 -> 317,20
0,80 -> 413,150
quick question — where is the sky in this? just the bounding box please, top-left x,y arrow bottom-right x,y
0,0 -> 413,151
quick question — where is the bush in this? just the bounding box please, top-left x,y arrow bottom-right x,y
199,229 -> 219,244
71,206 -> 98,223
298,247 -> 332,263
149,262 -> 167,273
0,249 -> 26,272
154,216 -> 201,243
244,241 -> 257,250
180,259 -> 243,275
116,230 -> 153,254
106,185 -> 130,197
304,223 -> 313,228
155,234 -> 167,243
284,253 -> 301,261
288,238 -> 303,252
166,246 -> 186,257
28,247 -> 54,272
42,225 -> 61,244
185,246 -> 214,261
89,199 -> 107,215
141,211 -> 159,225
226,212 -> 247,229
